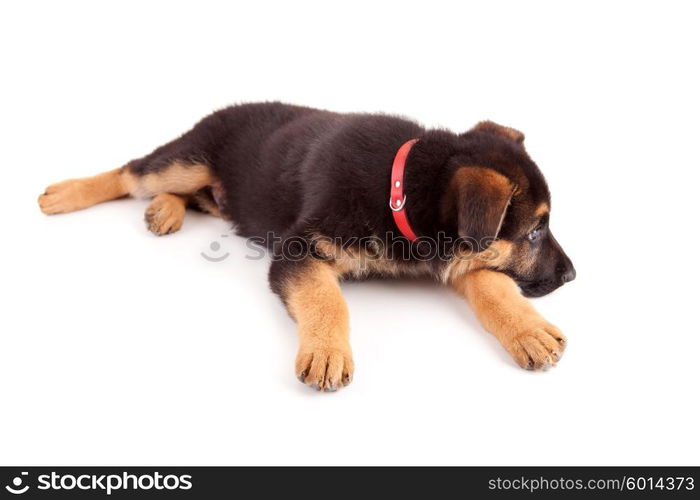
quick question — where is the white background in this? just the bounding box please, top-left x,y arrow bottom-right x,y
1,1 -> 698,466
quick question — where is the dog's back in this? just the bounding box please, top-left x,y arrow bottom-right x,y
106,102 -> 424,242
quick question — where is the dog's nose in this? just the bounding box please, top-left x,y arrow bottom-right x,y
556,259 -> 576,284
561,267 -> 576,283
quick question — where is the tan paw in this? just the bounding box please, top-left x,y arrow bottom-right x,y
504,320 -> 566,370
144,194 -> 186,235
296,343 -> 354,392
38,179 -> 89,214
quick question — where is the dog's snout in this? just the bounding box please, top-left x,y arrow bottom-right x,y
556,259 -> 576,284
561,266 -> 576,284
549,233 -> 575,285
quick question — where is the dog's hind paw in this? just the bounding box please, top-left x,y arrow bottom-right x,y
38,179 -> 88,214
144,194 -> 186,236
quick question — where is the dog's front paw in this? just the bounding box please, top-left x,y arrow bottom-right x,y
503,320 -> 566,370
296,343 -> 354,392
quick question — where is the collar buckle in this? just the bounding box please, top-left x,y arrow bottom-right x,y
389,195 -> 407,212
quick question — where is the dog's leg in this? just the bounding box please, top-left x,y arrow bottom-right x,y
39,160 -> 215,235
38,168 -> 130,214
451,269 -> 566,370
189,188 -> 223,218
270,257 -> 354,391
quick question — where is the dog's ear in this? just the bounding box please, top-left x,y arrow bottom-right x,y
471,120 -> 525,144
444,167 -> 516,251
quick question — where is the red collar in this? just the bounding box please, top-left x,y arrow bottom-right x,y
389,138 -> 420,241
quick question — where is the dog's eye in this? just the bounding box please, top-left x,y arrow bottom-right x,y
527,227 -> 542,242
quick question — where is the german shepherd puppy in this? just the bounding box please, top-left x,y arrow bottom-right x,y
38,102 -> 575,391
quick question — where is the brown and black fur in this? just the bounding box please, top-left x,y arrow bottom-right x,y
38,102 -> 575,391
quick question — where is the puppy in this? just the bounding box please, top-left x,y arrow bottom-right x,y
38,102 -> 575,391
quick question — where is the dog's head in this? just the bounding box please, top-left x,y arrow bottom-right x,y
442,121 -> 575,297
